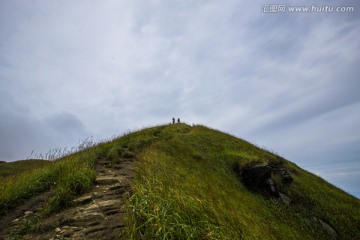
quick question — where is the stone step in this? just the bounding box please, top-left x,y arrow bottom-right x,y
74,195 -> 93,205
84,225 -> 107,235
96,177 -> 120,185
97,161 -> 111,166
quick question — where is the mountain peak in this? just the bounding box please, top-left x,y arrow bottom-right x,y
1,124 -> 359,239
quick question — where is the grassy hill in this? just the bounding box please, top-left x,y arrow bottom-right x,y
1,123 -> 359,239
0,159 -> 51,179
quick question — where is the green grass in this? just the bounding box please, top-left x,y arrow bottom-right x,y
1,123 -> 359,239
0,146 -> 98,216
125,123 -> 360,239
0,125 -> 166,218
0,160 -> 51,179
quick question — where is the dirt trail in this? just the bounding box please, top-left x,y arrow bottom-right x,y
0,153 -> 135,240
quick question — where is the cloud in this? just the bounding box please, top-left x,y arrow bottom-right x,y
0,90 -> 89,160
310,163 -> 360,195
45,112 -> 87,137
0,0 -> 359,195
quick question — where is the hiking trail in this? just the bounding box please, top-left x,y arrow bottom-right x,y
0,152 -> 135,240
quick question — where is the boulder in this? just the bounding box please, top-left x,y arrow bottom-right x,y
314,217 -> 338,239
235,162 -> 295,205
279,192 -> 291,206
241,163 -> 272,190
280,168 -> 293,184
266,178 -> 277,194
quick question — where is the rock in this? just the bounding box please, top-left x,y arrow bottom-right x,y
235,161 -> 294,198
241,163 -> 272,190
55,227 -> 62,233
98,200 -> 121,215
280,168 -> 293,184
24,210 -> 33,217
109,185 -> 125,191
63,229 -> 74,237
69,204 -> 106,227
74,195 -> 93,205
72,211 -> 105,227
266,178 -> 277,193
279,192 -> 291,205
314,218 -> 338,239
84,225 -> 107,235
97,199 -> 120,208
96,177 -> 119,185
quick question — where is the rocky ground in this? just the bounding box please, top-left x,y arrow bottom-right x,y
0,153 -> 135,240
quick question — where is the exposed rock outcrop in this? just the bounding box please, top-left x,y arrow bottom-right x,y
234,161 -> 293,204
241,163 -> 273,192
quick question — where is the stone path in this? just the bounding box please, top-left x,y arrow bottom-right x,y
0,153 -> 135,240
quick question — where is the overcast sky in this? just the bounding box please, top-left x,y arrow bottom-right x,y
1,0 -> 359,197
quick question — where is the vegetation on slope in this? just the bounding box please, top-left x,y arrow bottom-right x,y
0,148 -> 97,216
126,124 -> 360,239
0,127 -> 160,218
1,123 -> 359,239
0,160 -> 51,179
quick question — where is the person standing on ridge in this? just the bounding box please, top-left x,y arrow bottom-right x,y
172,117 -> 175,124
177,118 -> 180,123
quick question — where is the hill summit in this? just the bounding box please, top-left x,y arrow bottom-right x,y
0,123 -> 359,239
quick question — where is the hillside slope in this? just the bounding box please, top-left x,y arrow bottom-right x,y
0,123 -> 359,239
127,124 -> 359,239
0,160 -> 51,179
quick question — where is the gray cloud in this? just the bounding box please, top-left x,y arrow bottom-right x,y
1,0 -> 359,196
45,112 -> 87,137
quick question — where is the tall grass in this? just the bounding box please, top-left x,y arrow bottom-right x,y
0,139 -> 98,216
42,153 -> 96,214
127,151 -> 225,239
125,124 -> 360,239
26,137 -> 96,160
1,123 -> 359,239
0,160 -> 51,179
0,124 -> 168,216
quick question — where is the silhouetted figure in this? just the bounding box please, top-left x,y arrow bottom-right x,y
177,118 -> 180,123
172,117 -> 175,124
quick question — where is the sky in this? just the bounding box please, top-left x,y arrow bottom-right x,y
0,0 -> 359,198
